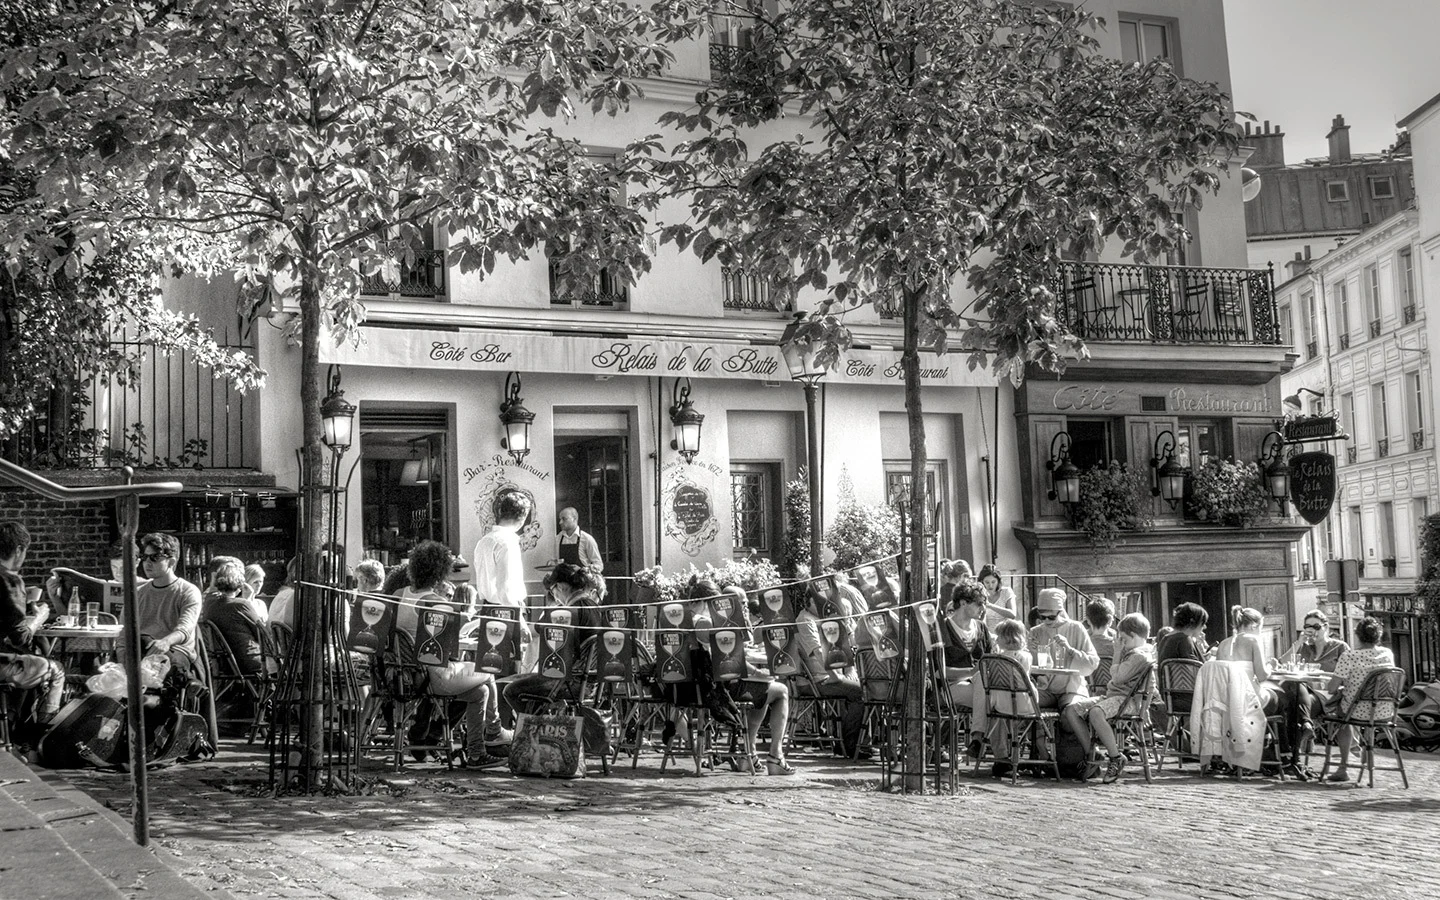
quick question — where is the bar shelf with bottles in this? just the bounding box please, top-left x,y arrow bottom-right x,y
135,488 -> 299,594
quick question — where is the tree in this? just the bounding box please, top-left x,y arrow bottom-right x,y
656,0 -> 1241,790
0,0 -> 702,786
0,1 -> 263,449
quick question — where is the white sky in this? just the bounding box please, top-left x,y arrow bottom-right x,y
1224,0 -> 1440,161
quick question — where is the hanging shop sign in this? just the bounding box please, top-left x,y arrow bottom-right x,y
1283,415 -> 1339,442
1288,450 -> 1337,526
319,326 -> 998,388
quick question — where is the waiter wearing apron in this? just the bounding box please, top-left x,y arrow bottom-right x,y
556,507 -> 604,589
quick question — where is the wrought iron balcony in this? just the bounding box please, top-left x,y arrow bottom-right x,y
1339,334 -> 1350,350
709,42 -> 741,81
1377,438 -> 1390,458
1414,430 -> 1426,452
721,267 -> 790,312
360,250 -> 446,298
1369,319 -> 1382,338
1404,303 -> 1417,325
1051,262 -> 1278,345
549,260 -> 630,309
1346,446 -> 1358,464
1306,340 -> 1318,360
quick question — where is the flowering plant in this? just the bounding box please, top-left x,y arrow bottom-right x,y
631,559 -> 783,602
1186,458 -> 1271,527
1072,462 -> 1152,554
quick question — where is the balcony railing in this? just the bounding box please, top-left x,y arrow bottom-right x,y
1339,334 -> 1351,350
1414,430 -> 1426,451
549,260 -> 630,309
709,42 -> 741,81
360,250 -> 446,298
721,267 -> 790,312
1346,446 -> 1358,464
1051,261 -> 1279,345
1306,340 -> 1318,360
1369,319 -> 1382,338
1377,438 -> 1390,458
1404,304 -> 1417,325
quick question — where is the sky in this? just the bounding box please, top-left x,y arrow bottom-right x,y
1224,0 -> 1440,162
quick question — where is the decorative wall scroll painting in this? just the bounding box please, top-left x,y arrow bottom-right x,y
469,463 -> 546,552
662,463 -> 721,557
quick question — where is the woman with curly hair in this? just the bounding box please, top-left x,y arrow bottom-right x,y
939,578 -> 993,759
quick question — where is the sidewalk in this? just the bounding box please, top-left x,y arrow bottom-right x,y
0,751 -> 225,900
41,739 -> 1440,900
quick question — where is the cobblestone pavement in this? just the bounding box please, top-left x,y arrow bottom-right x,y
57,741 -> 1439,900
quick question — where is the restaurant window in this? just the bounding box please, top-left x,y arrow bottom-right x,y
730,463 -> 779,559
1118,16 -> 1175,68
884,460 -> 949,552
1369,176 -> 1396,200
1176,419 -> 1226,470
1325,181 -> 1349,202
1064,418 -> 1124,471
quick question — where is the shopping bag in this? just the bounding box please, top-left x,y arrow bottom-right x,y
507,708 -> 586,778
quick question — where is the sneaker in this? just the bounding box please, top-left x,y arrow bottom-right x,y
483,723 -> 514,748
966,738 -> 984,761
1102,755 -> 1125,784
464,750 -> 508,770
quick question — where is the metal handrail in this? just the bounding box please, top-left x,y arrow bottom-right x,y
0,458 -> 180,848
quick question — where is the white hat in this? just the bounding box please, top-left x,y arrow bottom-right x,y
1036,588 -> 1067,612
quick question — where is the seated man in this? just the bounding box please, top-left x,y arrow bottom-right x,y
0,522 -> 65,732
795,582 -> 866,758
1027,588 -> 1100,752
131,532 -> 203,681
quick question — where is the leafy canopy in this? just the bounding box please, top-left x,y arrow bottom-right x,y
655,0 -> 1243,382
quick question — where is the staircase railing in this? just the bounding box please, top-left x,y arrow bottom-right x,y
0,458 -> 181,847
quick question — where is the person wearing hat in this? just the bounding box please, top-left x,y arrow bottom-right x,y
1028,587 -> 1100,744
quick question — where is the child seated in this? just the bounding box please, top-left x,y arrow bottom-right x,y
1070,613 -> 1155,783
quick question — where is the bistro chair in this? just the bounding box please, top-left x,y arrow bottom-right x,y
1105,664 -> 1160,783
855,648 -> 902,763
1156,658 -> 1202,771
200,620 -> 267,740
787,669 -> 846,758
1088,656 -> 1112,695
1320,666 -> 1409,789
359,633 -> 457,771
974,655 -> 1060,784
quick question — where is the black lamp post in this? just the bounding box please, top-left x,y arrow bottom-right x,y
1260,430 -> 1291,513
499,371 -> 535,464
780,314 -> 830,575
1046,432 -> 1082,508
668,377 -> 704,463
1149,429 -> 1186,510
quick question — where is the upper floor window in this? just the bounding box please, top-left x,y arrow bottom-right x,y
1365,263 -> 1383,329
1336,281 -> 1351,344
1278,303 -> 1293,346
1340,392 -> 1356,444
360,226 -> 447,300
709,12 -> 753,80
1369,176 -> 1396,200
1302,291 -> 1317,355
1119,16 -> 1175,67
1398,247 -> 1416,311
548,152 -> 631,310
1372,380 -> 1389,444
1325,181 -> 1349,202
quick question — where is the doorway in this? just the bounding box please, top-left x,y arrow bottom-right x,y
554,434 -> 634,599
1167,579 -> 1227,646
357,407 -> 452,567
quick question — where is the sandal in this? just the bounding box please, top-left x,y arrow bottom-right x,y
765,755 -> 796,776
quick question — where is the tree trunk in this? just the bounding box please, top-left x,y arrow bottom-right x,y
297,229 -> 325,782
901,283 -> 928,793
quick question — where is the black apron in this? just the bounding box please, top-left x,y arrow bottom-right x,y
558,538 -> 582,567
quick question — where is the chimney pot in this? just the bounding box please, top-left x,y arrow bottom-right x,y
1327,115 -> 1352,164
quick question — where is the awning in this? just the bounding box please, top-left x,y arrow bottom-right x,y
320,326 -> 1000,388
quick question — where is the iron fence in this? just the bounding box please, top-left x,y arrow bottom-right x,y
721,266 -> 789,312
359,250 -> 446,298
1051,261 -> 1279,345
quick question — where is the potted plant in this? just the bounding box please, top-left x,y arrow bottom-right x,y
1071,462 -> 1152,554
824,471 -> 901,572
1186,458 -> 1271,527
1382,557 -> 1397,578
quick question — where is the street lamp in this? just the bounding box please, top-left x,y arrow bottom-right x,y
1046,432 -> 1081,507
320,365 -> 356,453
780,314 -> 833,575
668,378 -> 704,463
498,371 -> 535,464
1149,429 -> 1186,510
1259,430 -> 1291,512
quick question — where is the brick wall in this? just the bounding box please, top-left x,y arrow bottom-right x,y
0,489 -> 113,584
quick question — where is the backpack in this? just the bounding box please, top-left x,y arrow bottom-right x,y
38,694 -> 128,769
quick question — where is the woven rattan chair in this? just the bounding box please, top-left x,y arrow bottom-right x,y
1320,666 -> 1408,789
975,655 -> 1059,784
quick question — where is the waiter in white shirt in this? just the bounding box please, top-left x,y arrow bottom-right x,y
556,507 -> 604,576
473,489 -> 535,668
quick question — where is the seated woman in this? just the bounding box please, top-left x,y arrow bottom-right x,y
1069,613 -> 1154,784
730,585 -> 794,775
936,559 -> 973,610
201,558 -> 266,676
503,562 -> 603,711
1212,605 -> 1313,779
1281,609 -> 1349,673
1321,616 -> 1395,783
975,565 -> 1017,630
936,579 -> 991,759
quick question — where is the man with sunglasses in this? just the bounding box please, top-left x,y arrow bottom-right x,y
1280,609 -> 1349,673
1027,588 -> 1100,747
131,533 -> 202,678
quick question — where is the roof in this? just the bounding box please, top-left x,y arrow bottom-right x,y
1398,89 -> 1440,129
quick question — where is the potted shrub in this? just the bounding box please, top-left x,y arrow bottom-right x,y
1186,458 -> 1271,527
1071,462 -> 1152,554
824,473 -> 901,573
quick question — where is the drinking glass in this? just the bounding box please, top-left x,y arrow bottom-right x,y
1034,648 -> 1051,668
85,601 -> 100,629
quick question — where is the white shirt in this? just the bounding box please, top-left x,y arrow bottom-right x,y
473,525 -> 526,607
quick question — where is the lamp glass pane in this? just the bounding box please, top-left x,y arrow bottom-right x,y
677,420 -> 702,455
505,421 -> 530,455
1161,472 -> 1186,502
1056,475 -> 1081,505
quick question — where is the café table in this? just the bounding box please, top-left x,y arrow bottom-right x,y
38,623 -> 124,697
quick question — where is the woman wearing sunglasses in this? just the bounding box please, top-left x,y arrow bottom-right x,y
1280,609 -> 1349,674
